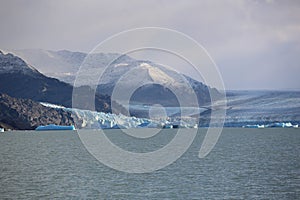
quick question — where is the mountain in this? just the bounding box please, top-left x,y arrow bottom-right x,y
0,50 -> 123,114
7,49 -> 221,107
0,93 -> 76,130
6,49 -> 123,85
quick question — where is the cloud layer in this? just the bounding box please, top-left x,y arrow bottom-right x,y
0,0 -> 299,90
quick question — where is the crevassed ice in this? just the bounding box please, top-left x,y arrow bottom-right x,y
40,102 -> 198,129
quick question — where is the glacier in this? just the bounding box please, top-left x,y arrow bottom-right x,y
40,90 -> 300,129
40,102 -> 198,129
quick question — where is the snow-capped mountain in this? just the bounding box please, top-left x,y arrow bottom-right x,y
7,49 -> 221,108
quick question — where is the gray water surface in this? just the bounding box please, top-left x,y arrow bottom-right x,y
0,129 -> 299,199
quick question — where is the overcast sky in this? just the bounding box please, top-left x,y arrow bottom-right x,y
0,0 -> 300,90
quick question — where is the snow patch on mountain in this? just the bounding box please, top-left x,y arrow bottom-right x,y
140,63 -> 176,84
114,63 -> 129,67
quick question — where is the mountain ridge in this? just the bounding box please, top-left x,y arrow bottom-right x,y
0,50 -> 125,114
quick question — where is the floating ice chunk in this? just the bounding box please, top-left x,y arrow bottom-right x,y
244,122 -> 298,128
243,124 -> 264,128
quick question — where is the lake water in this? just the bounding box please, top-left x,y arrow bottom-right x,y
0,129 -> 299,199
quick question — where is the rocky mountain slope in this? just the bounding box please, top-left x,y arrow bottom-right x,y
0,93 -> 76,130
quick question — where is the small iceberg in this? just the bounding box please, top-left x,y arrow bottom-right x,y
267,122 -> 294,128
243,122 -> 299,128
243,124 -> 265,128
35,124 -> 76,131
0,128 -> 4,132
163,124 -> 173,129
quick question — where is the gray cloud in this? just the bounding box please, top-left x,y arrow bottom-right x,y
0,0 -> 299,90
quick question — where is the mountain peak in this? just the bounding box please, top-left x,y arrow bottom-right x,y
0,51 -> 40,76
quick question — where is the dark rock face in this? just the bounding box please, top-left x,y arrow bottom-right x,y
0,93 -> 76,130
0,73 -> 120,113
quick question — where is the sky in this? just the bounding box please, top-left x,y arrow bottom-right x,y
0,0 -> 300,90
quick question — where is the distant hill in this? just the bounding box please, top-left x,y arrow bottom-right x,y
0,50 -> 124,114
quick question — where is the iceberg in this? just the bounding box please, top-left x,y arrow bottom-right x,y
267,122 -> 294,128
35,124 -> 76,131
